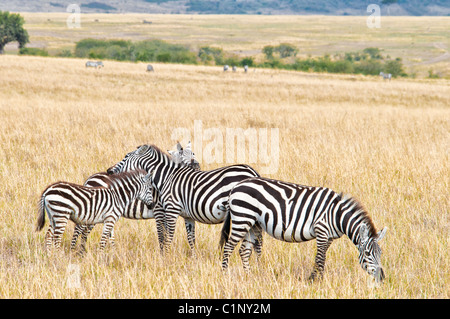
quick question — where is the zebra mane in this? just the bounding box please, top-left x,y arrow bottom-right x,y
340,193 -> 377,237
102,169 -> 147,187
138,144 -> 170,160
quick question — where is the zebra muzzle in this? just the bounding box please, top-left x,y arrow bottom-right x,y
375,267 -> 385,282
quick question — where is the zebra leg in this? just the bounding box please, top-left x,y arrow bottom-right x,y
222,238 -> 241,271
184,218 -> 196,251
239,233 -> 254,271
78,225 -> 95,254
222,216 -> 253,271
163,211 -> 179,254
252,224 -> 264,260
53,216 -> 69,250
99,218 -> 117,251
45,226 -> 54,252
109,228 -> 115,247
153,207 -> 166,253
309,233 -> 333,282
71,224 -> 85,250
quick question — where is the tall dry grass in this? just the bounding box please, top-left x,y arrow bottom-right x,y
0,55 -> 448,298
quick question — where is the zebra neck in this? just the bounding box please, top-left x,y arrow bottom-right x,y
111,180 -> 139,207
336,199 -> 369,247
152,159 -> 181,191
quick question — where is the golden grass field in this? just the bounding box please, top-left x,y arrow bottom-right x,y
0,54 -> 448,299
0,14 -> 449,299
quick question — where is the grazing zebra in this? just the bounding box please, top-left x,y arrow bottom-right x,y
147,64 -> 154,72
106,143 -> 261,253
380,72 -> 391,81
85,61 -> 104,68
244,65 -> 248,73
223,65 -> 229,72
36,169 -> 154,252
70,142 -> 200,252
232,66 -> 237,72
220,177 -> 387,283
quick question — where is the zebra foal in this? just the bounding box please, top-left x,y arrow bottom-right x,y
36,169 -> 154,252
220,177 -> 387,282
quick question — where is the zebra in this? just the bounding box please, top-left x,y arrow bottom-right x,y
223,65 -> 229,72
244,65 -> 248,73
85,61 -> 104,68
380,72 -> 391,81
106,143 -> 261,253
147,64 -> 154,72
232,66 -> 237,72
69,172 -> 156,253
220,177 -> 387,283
36,169 -> 154,252
70,142 -> 200,253
168,141 -> 200,170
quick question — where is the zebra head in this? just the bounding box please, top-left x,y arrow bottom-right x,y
358,224 -> 387,283
168,141 -> 201,170
138,170 -> 154,209
107,145 -> 157,175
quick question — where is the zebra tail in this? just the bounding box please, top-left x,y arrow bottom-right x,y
219,208 -> 231,251
36,194 -> 46,232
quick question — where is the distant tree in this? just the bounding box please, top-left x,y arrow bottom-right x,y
240,56 -> 254,67
275,43 -> 298,58
262,45 -> 275,59
0,11 -> 29,54
384,58 -> 405,77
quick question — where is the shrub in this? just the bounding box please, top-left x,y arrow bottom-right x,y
19,47 -> 49,56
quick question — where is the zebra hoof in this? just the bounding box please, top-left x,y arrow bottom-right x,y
308,272 -> 322,282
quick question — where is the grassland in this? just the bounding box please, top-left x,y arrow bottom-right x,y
6,13 -> 450,78
0,52 -> 448,298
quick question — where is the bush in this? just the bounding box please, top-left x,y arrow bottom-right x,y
19,47 -> 49,56
74,38 -> 197,65
383,58 -> 406,77
198,46 -> 224,65
240,56 -> 254,67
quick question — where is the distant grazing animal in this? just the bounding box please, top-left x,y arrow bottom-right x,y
244,65 -> 248,73
220,177 -> 387,283
380,72 -> 392,81
37,170 -> 154,252
223,65 -> 229,71
85,61 -> 104,68
147,64 -> 154,72
232,66 -> 237,72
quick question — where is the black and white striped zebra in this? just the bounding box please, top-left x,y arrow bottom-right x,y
85,61 -> 104,68
106,143 -> 261,253
220,177 -> 387,282
69,172 -> 156,252
380,72 -> 391,81
70,142 -> 200,252
36,169 -> 154,252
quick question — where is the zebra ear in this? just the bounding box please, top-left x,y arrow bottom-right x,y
376,227 -> 387,242
359,224 -> 369,245
137,145 -> 149,154
177,141 -> 183,152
